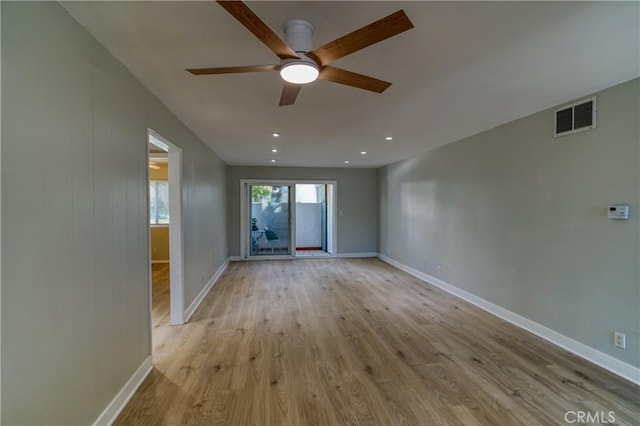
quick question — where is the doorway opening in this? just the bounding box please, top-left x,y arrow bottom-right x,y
295,184 -> 331,257
148,129 -> 185,329
240,180 -> 336,259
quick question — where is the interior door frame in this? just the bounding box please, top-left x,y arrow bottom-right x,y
147,128 -> 185,326
240,179 -> 337,259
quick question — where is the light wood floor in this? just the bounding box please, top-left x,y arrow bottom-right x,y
120,259 -> 640,425
152,263 -> 171,329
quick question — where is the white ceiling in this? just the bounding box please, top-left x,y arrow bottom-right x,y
62,1 -> 639,168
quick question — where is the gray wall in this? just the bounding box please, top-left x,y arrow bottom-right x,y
379,78 -> 639,368
227,167 -> 378,256
1,2 -> 227,424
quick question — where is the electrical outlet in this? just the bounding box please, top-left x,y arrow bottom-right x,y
201,274 -> 205,284
435,264 -> 441,276
614,332 -> 626,349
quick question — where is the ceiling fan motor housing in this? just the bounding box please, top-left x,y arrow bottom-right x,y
280,19 -> 319,81
283,19 -> 315,53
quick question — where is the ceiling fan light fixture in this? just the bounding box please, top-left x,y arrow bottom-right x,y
280,61 -> 319,84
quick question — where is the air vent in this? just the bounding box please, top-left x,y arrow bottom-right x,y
554,96 -> 596,137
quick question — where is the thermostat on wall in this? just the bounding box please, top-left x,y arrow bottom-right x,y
608,205 -> 629,220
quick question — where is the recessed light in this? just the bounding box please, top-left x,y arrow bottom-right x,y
344,160 -> 350,164
272,149 -> 278,153
272,132 -> 280,137
271,159 -> 276,163
360,151 -> 367,155
385,136 -> 393,141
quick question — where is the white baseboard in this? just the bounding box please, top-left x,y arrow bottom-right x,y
93,356 -> 153,426
151,260 -> 169,264
334,252 -> 378,258
184,258 -> 230,322
377,254 -> 640,386
230,253 -> 378,261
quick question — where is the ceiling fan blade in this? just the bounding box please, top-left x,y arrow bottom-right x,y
216,1 -> 299,60
186,64 -> 278,75
306,10 -> 414,67
319,66 -> 391,93
279,82 -> 302,106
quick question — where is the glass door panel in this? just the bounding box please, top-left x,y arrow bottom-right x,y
294,184 -> 327,254
249,184 -> 291,256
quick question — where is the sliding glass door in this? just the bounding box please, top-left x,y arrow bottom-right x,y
248,184 -> 292,256
241,179 -> 337,259
294,184 -> 328,255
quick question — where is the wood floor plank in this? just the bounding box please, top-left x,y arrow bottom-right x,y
116,260 -> 640,425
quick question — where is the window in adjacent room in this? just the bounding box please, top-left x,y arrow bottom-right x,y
150,180 -> 170,225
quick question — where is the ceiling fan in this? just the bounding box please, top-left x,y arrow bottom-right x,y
186,1 -> 414,106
